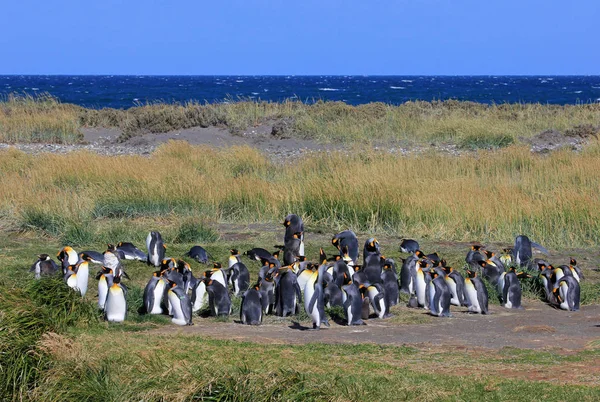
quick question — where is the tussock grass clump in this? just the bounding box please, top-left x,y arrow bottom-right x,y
172,217 -> 220,244
3,142 -> 600,248
0,93 -> 83,143
0,277 -> 100,401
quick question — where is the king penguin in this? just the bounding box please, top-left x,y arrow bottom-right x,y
554,275 -> 580,311
206,278 -> 232,317
57,246 -> 79,275
143,270 -> 168,314
332,230 -> 359,264
304,252 -> 330,329
341,282 -> 367,326
465,270 -> 488,314
167,281 -> 193,325
146,231 -> 166,267
240,286 -> 264,325
104,276 -> 127,322
96,267 -> 114,310
427,268 -> 452,317
30,254 -> 59,279
503,267 -> 525,309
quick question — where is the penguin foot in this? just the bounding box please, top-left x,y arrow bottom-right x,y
322,319 -> 330,328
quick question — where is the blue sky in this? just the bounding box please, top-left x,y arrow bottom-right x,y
2,0 -> 598,75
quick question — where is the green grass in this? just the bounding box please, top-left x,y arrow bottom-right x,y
31,334 -> 600,401
0,231 -> 599,400
0,277 -> 101,401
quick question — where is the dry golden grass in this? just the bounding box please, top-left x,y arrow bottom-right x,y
0,94 -> 82,143
2,140 -> 600,248
2,93 -> 600,146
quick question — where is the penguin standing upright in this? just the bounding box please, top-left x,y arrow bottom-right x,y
30,254 -> 59,279
414,260 -> 431,308
70,259 -> 89,297
240,287 -> 264,325
304,252 -> 330,329
275,267 -> 302,316
297,263 -> 316,292
143,270 -> 168,314
226,249 -> 241,269
341,282 -> 367,326
443,266 -> 467,307
96,267 -> 114,310
228,261 -> 250,296
283,214 -> 304,256
191,275 -> 209,313
381,262 -> 399,307
283,232 -> 303,266
466,245 -> 486,271
503,267 -> 525,309
167,281 -> 193,325
399,250 -> 425,294
57,246 -> 79,275
332,230 -> 359,264
146,231 -> 166,267
464,270 -> 488,314
206,278 -> 232,317
104,277 -> 127,322
568,258 -> 584,282
362,239 -> 383,284
539,264 -> 557,305
366,283 -> 389,319
554,276 -> 580,311
427,268 -> 452,317
514,235 -> 549,268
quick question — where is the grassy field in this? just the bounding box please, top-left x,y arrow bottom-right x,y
1,230 -> 599,401
2,97 -> 600,400
1,93 -> 599,147
1,141 -> 600,248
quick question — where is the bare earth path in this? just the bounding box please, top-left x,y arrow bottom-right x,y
154,302 -> 600,350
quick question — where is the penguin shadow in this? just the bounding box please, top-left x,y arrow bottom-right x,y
288,321 -> 311,331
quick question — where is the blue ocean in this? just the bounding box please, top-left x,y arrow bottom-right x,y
2,75 -> 600,109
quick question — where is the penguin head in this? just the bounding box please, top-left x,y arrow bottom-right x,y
569,258 -> 577,266
365,238 -> 379,252
283,218 -> 291,227
418,260 -> 429,269
38,253 -> 50,261
415,250 -> 425,259
484,250 -> 495,259
471,245 -> 482,251
466,269 -> 477,278
106,243 -> 117,252
319,248 -> 327,265
213,262 -> 222,269
443,266 -> 453,274
272,250 -> 280,259
230,249 -> 239,256
292,232 -> 302,240
383,263 -> 391,271
331,237 -> 339,247
478,260 -> 487,268
296,256 -> 306,262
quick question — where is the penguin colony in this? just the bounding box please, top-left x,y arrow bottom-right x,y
32,215 -> 583,328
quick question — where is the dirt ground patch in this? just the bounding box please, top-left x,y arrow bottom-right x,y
151,301 -> 600,351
